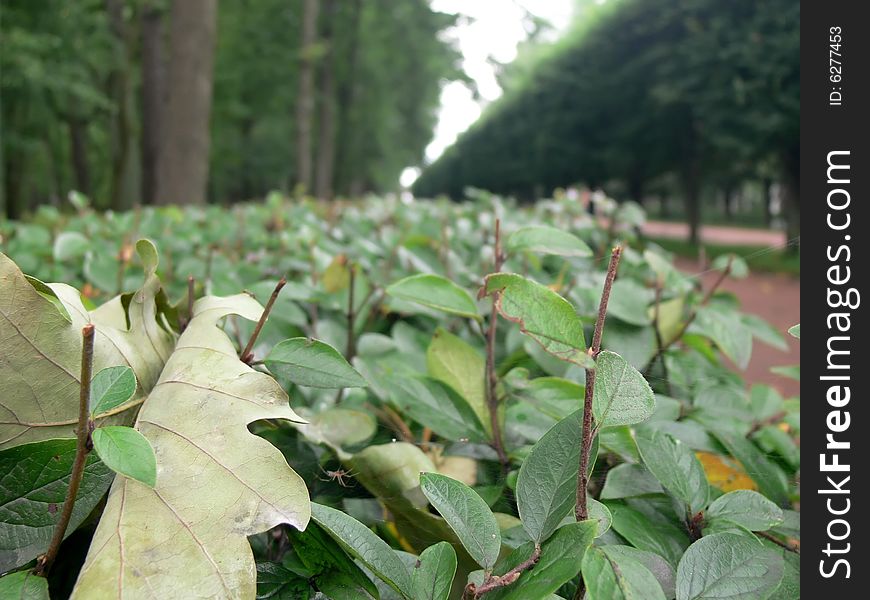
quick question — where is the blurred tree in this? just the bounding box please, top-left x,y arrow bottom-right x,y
294,0 -> 319,194
155,0 -> 217,205
413,0 -> 799,243
140,0 -> 166,206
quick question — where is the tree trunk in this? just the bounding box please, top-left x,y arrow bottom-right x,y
155,0 -> 218,206
140,0 -> 166,205
681,167 -> 701,246
334,0 -> 362,196
106,0 -> 135,210
762,177 -> 773,227
4,153 -> 24,220
295,0 -> 319,194
314,0 -> 336,201
781,150 -> 800,252
628,176 -> 644,206
722,183 -> 734,218
67,116 -> 91,196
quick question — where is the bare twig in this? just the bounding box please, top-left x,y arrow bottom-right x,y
757,530 -> 800,554
346,263 -> 357,361
241,277 -> 286,364
465,544 -> 542,599
35,325 -> 96,576
645,256 -> 732,370
485,219 -> 510,471
646,276 -> 671,393
576,246 -> 622,522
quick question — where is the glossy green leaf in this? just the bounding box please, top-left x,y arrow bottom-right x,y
91,426 -> 157,487
487,521 -> 597,600
705,490 -> 783,531
600,463 -> 664,499
386,274 -> 480,320
582,545 -> 666,600
0,570 -> 49,600
505,225 -> 592,257
482,273 -> 591,367
608,504 -> 690,568
516,409 -> 591,543
385,374 -> 487,443
53,231 -> 90,262
426,328 -> 490,435
593,351 -> 656,427
412,542 -> 457,600
600,545 -> 676,600
636,428 -> 710,515
311,502 -> 413,599
692,307 -> 753,370
676,533 -> 784,600
0,439 -> 114,572
265,337 -> 367,388
90,366 -> 138,416
420,472 -> 501,570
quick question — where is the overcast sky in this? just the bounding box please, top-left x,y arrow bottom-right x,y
400,0 -> 575,186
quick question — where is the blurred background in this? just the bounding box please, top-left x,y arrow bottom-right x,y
0,0 -> 798,248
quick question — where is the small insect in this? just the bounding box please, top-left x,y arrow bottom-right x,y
319,466 -> 357,487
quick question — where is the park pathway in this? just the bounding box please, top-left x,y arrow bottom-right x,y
643,220 -> 787,247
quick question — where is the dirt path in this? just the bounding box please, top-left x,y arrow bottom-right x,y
644,221 -> 787,247
675,257 -> 800,398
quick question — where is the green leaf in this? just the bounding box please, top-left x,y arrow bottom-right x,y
705,490 -> 783,532
0,442 -> 113,572
255,562 -> 312,599
52,231 -> 90,262
505,225 -> 592,257
1,241 -> 173,449
91,426 -> 157,487
636,428 -> 710,515
600,464 -> 664,499
420,472 -> 501,570
516,409 -> 591,543
0,570 -> 49,600
386,274 -> 480,320
412,542 -> 457,600
582,545 -> 666,600
676,533 -> 784,600
385,375 -> 487,443
692,307 -> 753,370
608,504 -> 690,568
711,433 -> 790,507
599,546 -> 676,600
296,408 -> 376,454
265,337 -> 367,388
712,254 -> 749,279
787,324 -> 800,339
481,273 -> 591,367
593,351 -> 656,427
71,294 -> 310,599
90,366 -> 138,416
427,328 -> 490,436
311,502 -> 413,599
607,279 -> 653,326
487,521 -> 597,600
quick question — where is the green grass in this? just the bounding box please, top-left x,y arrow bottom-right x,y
648,237 -> 800,277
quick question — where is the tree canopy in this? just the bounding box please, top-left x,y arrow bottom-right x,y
412,0 -> 799,241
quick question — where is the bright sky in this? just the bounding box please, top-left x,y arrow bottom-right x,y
400,0 -> 575,187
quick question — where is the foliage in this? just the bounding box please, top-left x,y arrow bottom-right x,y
412,0 -> 799,241
0,192 -> 799,598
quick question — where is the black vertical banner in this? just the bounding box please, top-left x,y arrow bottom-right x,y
803,0 -> 868,595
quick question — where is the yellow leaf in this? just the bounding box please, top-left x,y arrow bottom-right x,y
322,254 -> 350,293
695,451 -> 758,492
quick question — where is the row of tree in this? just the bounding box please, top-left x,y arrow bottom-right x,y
412,0 -> 800,243
1,0 -> 463,219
